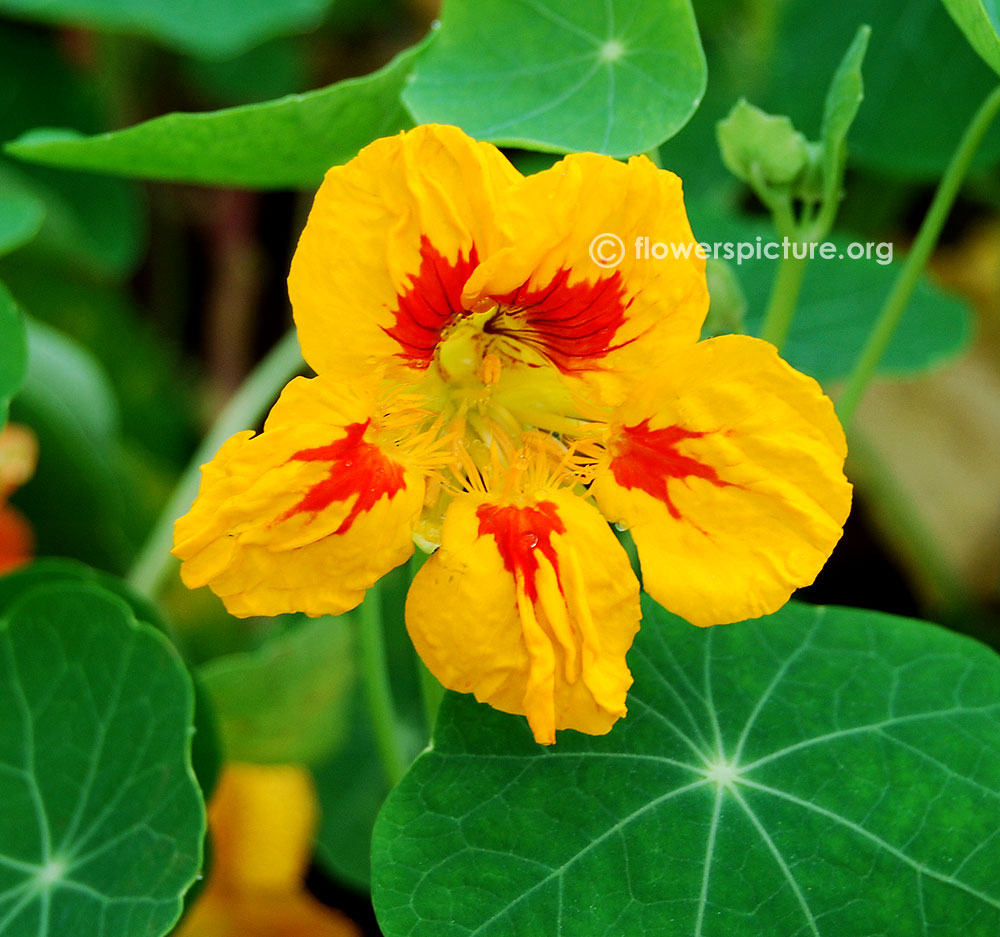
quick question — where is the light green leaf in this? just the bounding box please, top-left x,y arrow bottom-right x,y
819,25 -> 870,207
372,598 -> 1000,936
0,283 -> 27,427
0,583 -> 204,936
941,0 -> 1000,76
4,39 -> 429,189
0,176 -> 45,258
0,0 -> 331,59
403,0 -> 706,157
198,614 -> 355,766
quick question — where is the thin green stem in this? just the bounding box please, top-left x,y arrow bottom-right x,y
759,249 -> 810,349
644,147 -> 663,169
126,329 -> 304,596
357,586 -> 407,787
838,83 -> 1000,427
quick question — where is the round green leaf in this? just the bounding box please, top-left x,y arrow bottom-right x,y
0,583 -> 204,936
373,599 -> 1000,936
4,39 -> 429,189
941,0 -> 1000,77
403,0 -> 707,157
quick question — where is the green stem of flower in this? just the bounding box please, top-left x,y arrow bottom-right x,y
759,249 -> 810,349
837,83 -> 1000,428
126,329 -> 304,597
357,584 -> 407,788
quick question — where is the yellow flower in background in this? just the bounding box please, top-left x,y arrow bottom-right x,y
173,124 -> 851,745
174,765 -> 358,937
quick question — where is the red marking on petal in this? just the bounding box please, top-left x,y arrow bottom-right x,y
384,236 -> 478,366
609,419 -> 731,520
278,421 -> 406,534
487,269 -> 633,373
476,501 -> 566,603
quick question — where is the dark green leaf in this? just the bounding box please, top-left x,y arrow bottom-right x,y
198,613 -> 355,766
5,39 -> 429,189
10,317 -> 133,570
0,283 -> 27,427
0,27 -> 146,277
0,558 -> 166,635
403,0 -> 706,157
0,0 -> 332,59
941,0 -> 1000,76
373,599 -> 1000,936
0,560 -> 222,800
313,694 -> 393,891
693,211 -> 972,382
0,583 -> 204,936
764,0 -> 1000,180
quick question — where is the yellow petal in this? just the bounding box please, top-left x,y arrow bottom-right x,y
173,378 -> 424,618
591,334 -> 852,627
288,124 -> 521,384
406,489 -> 640,744
461,152 -> 708,405
174,764 -> 359,937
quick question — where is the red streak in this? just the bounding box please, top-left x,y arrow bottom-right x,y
610,419 -> 730,520
278,421 -> 406,534
476,502 -> 566,603
488,268 -> 632,373
384,236 -> 478,366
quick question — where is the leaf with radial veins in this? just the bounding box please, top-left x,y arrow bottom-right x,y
0,583 -> 204,937
372,598 -> 1000,937
403,0 -> 706,157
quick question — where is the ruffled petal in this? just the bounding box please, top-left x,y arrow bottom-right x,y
173,378 -> 424,617
406,488 -> 640,745
461,152 -> 708,404
590,334 -> 851,627
288,124 -> 521,384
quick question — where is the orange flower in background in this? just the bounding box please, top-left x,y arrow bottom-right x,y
0,423 -> 38,573
174,764 -> 358,937
173,125 -> 851,744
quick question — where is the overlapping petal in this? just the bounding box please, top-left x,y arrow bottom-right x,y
173,377 -> 424,617
406,488 -> 640,744
288,124 -> 521,384
462,152 -> 708,405
590,334 -> 852,627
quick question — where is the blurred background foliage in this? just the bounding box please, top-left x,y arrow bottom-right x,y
1,0 -> 999,933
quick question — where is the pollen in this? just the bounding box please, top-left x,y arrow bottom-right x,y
481,352 -> 502,386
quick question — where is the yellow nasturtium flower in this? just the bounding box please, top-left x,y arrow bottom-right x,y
173,125 -> 851,745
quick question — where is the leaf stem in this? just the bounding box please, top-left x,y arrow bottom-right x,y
357,585 -> 407,787
759,249 -> 810,349
126,329 -> 304,596
837,83 -> 1000,427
